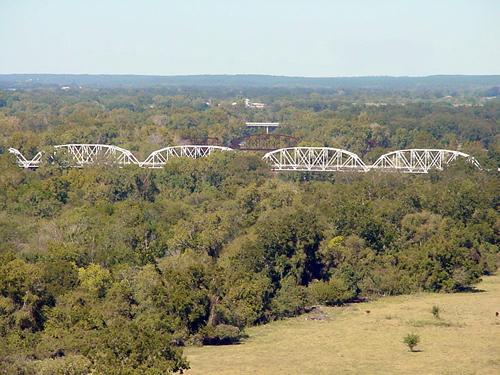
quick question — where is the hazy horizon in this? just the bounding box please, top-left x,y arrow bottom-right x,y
2,73 -> 500,78
1,0 -> 499,76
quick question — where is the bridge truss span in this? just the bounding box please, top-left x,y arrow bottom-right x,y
8,144 -> 484,174
53,144 -> 140,167
8,148 -> 43,169
141,145 -> 234,168
263,147 -> 368,172
370,149 -> 481,173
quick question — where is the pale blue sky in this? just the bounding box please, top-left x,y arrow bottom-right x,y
0,0 -> 498,76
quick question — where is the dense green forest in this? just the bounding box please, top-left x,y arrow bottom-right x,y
0,84 -> 498,374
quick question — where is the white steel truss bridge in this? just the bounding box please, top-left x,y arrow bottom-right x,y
263,147 -> 368,172
8,145 -> 483,174
141,145 -> 233,168
54,144 -> 140,167
370,149 -> 481,173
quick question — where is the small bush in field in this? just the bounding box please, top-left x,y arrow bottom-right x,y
201,324 -> 244,345
432,305 -> 440,319
403,333 -> 420,352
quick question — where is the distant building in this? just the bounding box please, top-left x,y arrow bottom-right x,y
245,98 -> 266,109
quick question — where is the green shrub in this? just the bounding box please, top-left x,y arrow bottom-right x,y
29,355 -> 91,375
201,324 -> 244,345
270,277 -> 309,318
308,277 -> 355,306
219,273 -> 273,327
403,333 -> 420,352
431,305 -> 440,319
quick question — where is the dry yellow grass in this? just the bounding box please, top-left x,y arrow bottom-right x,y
185,274 -> 500,375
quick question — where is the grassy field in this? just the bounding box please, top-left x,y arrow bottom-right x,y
185,274 -> 500,375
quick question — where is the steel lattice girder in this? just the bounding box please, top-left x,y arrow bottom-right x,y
262,147 -> 368,172
371,149 -> 481,173
8,148 -> 43,169
140,145 -> 234,168
53,144 -> 140,166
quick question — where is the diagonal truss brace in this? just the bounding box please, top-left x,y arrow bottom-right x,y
262,147 -> 368,172
141,145 -> 234,168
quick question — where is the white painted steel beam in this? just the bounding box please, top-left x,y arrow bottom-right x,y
8,148 -> 43,169
263,147 -> 368,172
53,144 -> 140,166
141,145 -> 233,168
370,149 -> 481,173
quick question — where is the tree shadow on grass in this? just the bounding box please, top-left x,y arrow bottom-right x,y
456,287 -> 486,293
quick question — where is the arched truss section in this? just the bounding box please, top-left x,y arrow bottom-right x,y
8,148 -> 43,169
141,145 -> 234,168
371,149 -> 481,173
231,134 -> 299,151
53,144 -> 139,167
263,147 -> 368,172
